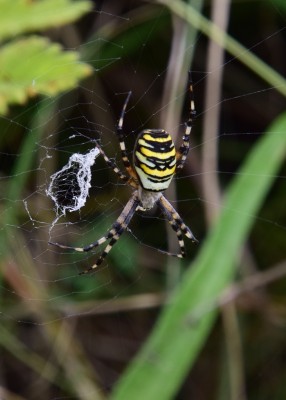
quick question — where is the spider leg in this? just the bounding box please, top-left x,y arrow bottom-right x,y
163,221 -> 187,259
49,225 -> 117,253
79,192 -> 140,274
176,72 -> 196,170
49,192 -> 140,272
116,92 -> 138,181
95,143 -> 137,188
155,199 -> 186,258
95,143 -> 129,182
157,195 -> 198,257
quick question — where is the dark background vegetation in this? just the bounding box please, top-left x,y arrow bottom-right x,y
0,1 -> 286,399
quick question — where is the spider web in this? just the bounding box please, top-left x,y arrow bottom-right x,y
1,1 -> 286,399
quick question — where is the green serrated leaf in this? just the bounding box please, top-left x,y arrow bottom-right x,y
0,36 -> 93,114
0,0 -> 93,41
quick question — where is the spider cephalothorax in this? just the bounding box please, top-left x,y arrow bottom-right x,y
50,75 -> 198,274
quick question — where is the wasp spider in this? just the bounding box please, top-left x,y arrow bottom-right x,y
50,75 -> 198,274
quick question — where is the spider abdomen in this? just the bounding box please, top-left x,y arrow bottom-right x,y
134,129 -> 176,191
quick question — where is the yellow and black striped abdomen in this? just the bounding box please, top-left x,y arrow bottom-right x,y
134,129 -> 176,191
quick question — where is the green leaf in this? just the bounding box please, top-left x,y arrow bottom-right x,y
0,36 -> 92,114
111,113 -> 286,399
0,0 -> 92,41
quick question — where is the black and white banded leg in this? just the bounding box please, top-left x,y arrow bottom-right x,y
95,143 -> 130,183
49,192 -> 140,275
176,73 -> 196,170
116,91 -> 137,179
157,195 -> 198,258
95,142 -> 138,189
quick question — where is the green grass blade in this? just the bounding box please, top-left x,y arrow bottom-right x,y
111,113 -> 286,400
